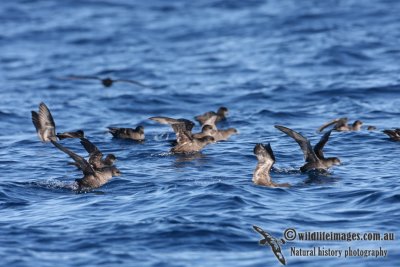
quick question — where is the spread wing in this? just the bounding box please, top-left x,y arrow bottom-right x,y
115,79 -> 151,88
254,143 -> 275,173
195,111 -> 216,125
313,130 -> 332,159
171,122 -> 193,144
80,138 -> 101,155
149,117 -> 195,133
318,118 -> 347,133
253,225 -> 286,265
271,243 -> 286,265
253,225 -> 271,239
334,117 -> 348,130
51,140 -> 95,176
31,102 -> 57,142
275,125 -> 319,163
62,75 -> 101,81
202,115 -> 218,130
80,138 -> 103,165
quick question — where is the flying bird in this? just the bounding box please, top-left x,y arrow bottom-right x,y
253,225 -> 286,265
62,75 -> 151,88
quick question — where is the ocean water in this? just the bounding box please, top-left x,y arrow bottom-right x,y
0,0 -> 399,266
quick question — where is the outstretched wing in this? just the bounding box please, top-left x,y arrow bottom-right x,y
51,140 -> 95,176
253,225 -> 273,240
31,102 -> 57,142
318,118 -> 347,133
80,138 -> 104,166
202,115 -> 218,130
115,79 -> 151,89
62,75 -> 101,81
149,117 -> 195,133
253,225 -> 286,265
275,125 -> 319,163
171,122 -> 193,144
254,143 -> 275,173
80,138 -> 101,155
313,130 -> 332,159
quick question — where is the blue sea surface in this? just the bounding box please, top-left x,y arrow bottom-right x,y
0,0 -> 399,266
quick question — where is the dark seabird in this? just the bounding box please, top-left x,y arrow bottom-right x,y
194,107 -> 228,125
275,125 -> 341,172
367,126 -> 377,131
383,129 -> 400,141
51,140 -> 120,191
253,143 -> 290,187
318,118 -> 363,132
31,102 -> 84,142
253,225 -> 286,265
63,75 -> 151,88
80,138 -> 116,169
149,116 -> 214,153
108,126 -> 145,141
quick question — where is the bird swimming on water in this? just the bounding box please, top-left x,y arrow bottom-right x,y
51,140 -> 120,191
31,102 -> 84,142
253,143 -> 290,188
62,75 -> 151,88
108,126 -> 145,141
149,116 -> 215,153
195,107 -> 228,126
275,125 -> 341,172
382,128 -> 400,141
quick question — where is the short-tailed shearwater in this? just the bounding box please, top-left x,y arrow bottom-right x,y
383,129 -> 400,141
194,107 -> 228,125
318,118 -> 363,132
31,102 -> 84,142
51,140 -> 120,191
63,75 -> 151,88
275,125 -> 341,172
253,143 -> 290,187
108,126 -> 145,141
149,116 -> 214,153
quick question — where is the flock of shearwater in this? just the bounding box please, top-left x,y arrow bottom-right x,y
31,92 -> 400,192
